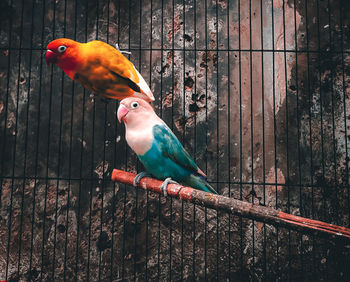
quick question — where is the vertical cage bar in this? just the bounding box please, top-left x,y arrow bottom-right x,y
86,0 -> 99,279
169,0 -> 175,279
316,0 -> 326,222
157,0 -> 164,280
40,0 -> 57,279
28,0 -> 45,278
249,0 -> 256,274
339,0 -> 350,228
281,0 -> 292,279
304,0 -> 316,277
5,0 -> 24,277
109,0 -> 118,277
132,0 -> 142,279
16,0 -> 35,278
145,0 -> 153,279
238,0 -> 244,277
227,0 -> 232,278
203,0 -> 209,280
181,0 -> 186,280
293,0 -> 302,216
215,0 -> 220,279
62,0 -> 77,276
98,12 -> 108,282
293,0 -> 304,279
327,0 -> 338,209
191,0 -> 196,278
74,0 -> 88,279
51,0 -> 68,279
270,0 -> 280,277
325,0 -> 335,279
260,0 -> 267,279
121,0 -> 128,279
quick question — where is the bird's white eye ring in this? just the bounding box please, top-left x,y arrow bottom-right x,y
131,102 -> 139,109
58,45 -> 67,53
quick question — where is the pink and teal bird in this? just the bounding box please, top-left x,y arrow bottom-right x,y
117,97 -> 218,195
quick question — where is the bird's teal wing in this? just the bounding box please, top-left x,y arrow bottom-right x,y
153,124 -> 202,176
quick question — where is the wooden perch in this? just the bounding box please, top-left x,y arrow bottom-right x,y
111,169 -> 350,241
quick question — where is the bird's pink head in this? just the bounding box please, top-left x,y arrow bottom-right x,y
46,38 -> 80,72
117,97 -> 156,126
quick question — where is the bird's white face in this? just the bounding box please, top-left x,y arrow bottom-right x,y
117,97 -> 159,128
117,97 -> 163,155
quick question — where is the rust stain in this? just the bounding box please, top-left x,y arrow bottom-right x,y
167,51 -> 173,65
94,161 -> 109,179
256,222 -> 264,233
46,184 -> 58,212
215,0 -> 227,9
167,13 -> 182,43
266,167 -> 285,185
7,112 -> 15,129
162,92 -> 173,108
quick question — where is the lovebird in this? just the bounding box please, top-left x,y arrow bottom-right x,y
45,38 -> 154,102
117,97 -> 218,195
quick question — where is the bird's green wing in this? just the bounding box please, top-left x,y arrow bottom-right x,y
153,124 -> 201,175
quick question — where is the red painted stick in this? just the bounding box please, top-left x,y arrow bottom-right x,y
111,169 -> 350,240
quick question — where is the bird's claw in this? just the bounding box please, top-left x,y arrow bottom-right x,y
133,171 -> 152,187
115,43 -> 132,55
160,177 -> 178,197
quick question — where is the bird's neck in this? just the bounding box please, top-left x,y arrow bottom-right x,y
58,47 -> 82,80
125,125 -> 154,155
124,116 -> 163,155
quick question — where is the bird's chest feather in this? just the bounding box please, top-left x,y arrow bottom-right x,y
125,127 -> 154,155
138,142 -> 190,181
75,63 -> 110,85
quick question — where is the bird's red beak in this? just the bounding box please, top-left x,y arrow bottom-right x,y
45,49 -> 58,65
117,104 -> 129,123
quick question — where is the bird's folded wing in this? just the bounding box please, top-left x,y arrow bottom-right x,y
106,44 -> 154,100
153,124 -> 206,177
109,70 -> 141,93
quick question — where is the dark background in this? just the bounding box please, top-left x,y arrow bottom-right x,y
1,0 -> 350,280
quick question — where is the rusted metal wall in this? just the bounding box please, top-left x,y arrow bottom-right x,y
0,0 -> 349,280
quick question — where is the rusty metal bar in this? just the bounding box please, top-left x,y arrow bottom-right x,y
111,169 -> 350,241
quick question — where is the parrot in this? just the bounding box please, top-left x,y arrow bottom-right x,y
45,38 -> 154,102
117,97 -> 218,195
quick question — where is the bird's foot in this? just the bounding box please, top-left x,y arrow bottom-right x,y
115,43 -> 132,55
160,177 -> 178,197
90,93 -> 110,104
133,171 -> 152,187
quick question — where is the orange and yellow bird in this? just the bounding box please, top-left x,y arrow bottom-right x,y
45,38 -> 154,102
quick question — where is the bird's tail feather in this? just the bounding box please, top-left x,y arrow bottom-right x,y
188,174 -> 218,194
202,180 -> 218,194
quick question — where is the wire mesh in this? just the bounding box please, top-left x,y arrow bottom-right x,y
0,0 -> 350,281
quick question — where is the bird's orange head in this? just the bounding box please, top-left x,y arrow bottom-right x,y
46,38 -> 81,73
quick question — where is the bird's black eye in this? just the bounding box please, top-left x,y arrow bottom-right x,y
131,102 -> 139,109
58,45 -> 67,53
